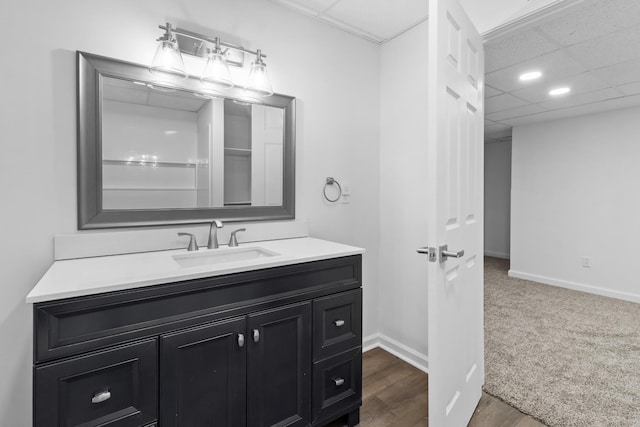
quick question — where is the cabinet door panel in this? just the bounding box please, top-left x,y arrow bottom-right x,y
160,317 -> 246,427
248,302 -> 311,427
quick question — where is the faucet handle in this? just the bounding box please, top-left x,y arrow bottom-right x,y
228,228 -> 246,247
178,233 -> 198,251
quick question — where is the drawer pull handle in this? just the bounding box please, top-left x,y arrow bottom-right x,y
91,390 -> 111,404
334,320 -> 345,327
238,333 -> 245,348
253,329 -> 260,343
333,378 -> 345,387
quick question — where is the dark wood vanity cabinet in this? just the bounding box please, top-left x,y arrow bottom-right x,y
159,317 -> 248,427
33,255 -> 362,427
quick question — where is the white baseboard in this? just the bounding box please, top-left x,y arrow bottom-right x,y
508,270 -> 640,304
362,333 -> 429,374
484,251 -> 510,259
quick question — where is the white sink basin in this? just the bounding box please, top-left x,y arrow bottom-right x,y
172,247 -> 280,268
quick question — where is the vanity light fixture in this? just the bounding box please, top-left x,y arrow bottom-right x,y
201,38 -> 233,89
245,49 -> 274,97
149,23 -> 188,79
519,71 -> 542,81
549,87 -> 571,96
150,23 -> 274,97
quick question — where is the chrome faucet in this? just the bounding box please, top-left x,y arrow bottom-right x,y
207,219 -> 223,249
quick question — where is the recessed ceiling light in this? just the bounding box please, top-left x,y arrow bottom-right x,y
519,71 -> 542,81
549,87 -> 571,96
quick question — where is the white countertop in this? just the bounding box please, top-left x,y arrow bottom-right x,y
26,237 -> 365,304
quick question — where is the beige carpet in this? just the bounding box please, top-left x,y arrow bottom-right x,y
484,257 -> 640,427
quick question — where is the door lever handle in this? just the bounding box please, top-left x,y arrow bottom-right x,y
440,245 -> 464,261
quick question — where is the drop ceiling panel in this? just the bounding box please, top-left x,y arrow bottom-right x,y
324,0 -> 428,40
536,0 -> 640,47
485,85 -> 503,98
592,59 -> 640,87
485,29 -> 558,73
485,93 -> 529,114
103,85 -> 149,105
486,104 -> 547,122
617,81 -> 640,96
503,94 -> 640,127
538,87 -> 622,110
486,50 -> 588,93
510,72 -> 610,104
566,24 -> 640,70
148,92 -> 205,112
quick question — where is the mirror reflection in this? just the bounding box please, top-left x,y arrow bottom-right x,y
101,76 -> 284,210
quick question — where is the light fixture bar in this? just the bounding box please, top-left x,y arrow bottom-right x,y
158,24 -> 267,59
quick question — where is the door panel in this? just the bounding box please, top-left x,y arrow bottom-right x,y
427,0 -> 485,426
160,317 -> 247,427
247,302 -> 311,427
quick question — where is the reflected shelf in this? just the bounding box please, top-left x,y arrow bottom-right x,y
224,147 -> 252,156
103,159 -> 200,168
103,187 -> 197,191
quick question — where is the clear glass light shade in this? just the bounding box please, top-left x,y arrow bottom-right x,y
245,61 -> 273,97
201,52 -> 233,89
149,40 -> 187,79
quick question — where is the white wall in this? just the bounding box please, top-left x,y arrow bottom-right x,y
378,21 -> 429,369
510,106 -> 640,303
484,141 -> 512,259
1,0 -> 380,423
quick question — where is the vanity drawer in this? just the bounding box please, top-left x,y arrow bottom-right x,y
34,339 -> 157,427
312,347 -> 362,424
313,289 -> 362,360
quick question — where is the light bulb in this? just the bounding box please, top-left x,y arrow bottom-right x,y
149,24 -> 187,80
245,50 -> 273,97
201,39 -> 233,89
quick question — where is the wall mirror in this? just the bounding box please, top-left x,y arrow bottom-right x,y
77,51 -> 295,229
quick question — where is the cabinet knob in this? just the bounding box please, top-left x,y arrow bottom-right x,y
333,378 -> 345,387
334,319 -> 345,327
253,329 -> 260,343
91,390 -> 111,404
238,333 -> 245,348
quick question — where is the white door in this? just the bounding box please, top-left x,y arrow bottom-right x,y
424,0 -> 484,425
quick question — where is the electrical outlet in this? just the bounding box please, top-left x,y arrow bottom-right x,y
581,256 -> 592,268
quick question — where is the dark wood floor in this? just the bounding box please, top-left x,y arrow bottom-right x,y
326,347 -> 544,427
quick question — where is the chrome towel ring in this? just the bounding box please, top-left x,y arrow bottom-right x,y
323,177 -> 342,203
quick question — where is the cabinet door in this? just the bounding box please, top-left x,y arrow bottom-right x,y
160,317 -> 247,427
247,302 -> 312,427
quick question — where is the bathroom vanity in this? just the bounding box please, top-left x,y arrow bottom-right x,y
28,238 -> 364,427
